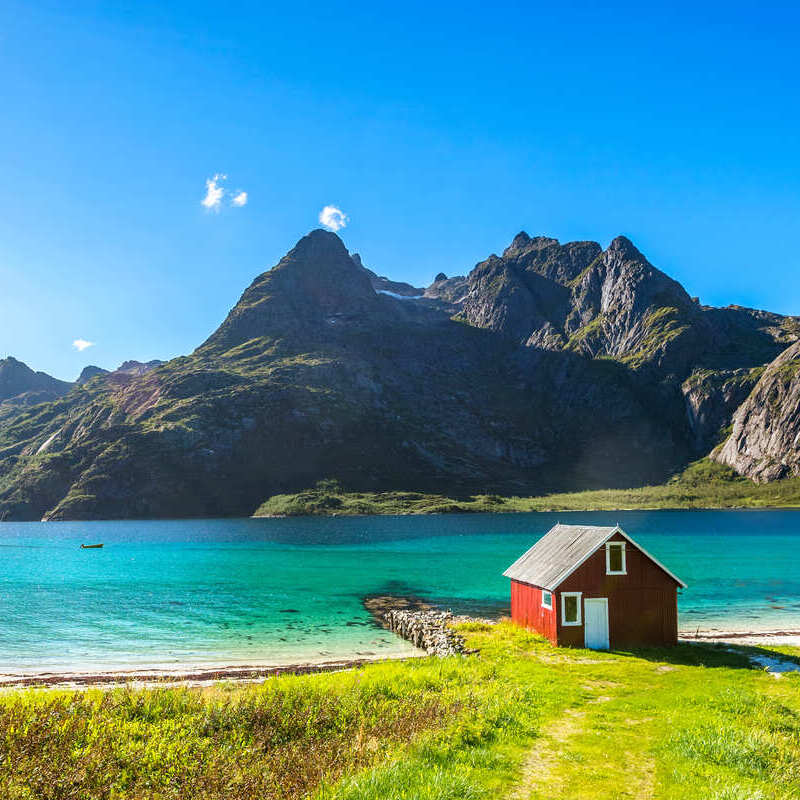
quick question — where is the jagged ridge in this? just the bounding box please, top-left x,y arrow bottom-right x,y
0,228 -> 797,521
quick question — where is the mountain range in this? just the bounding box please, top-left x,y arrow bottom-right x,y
1,229 -> 798,520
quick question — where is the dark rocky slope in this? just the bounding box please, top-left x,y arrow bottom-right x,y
0,228 -> 796,520
452,232 -> 798,456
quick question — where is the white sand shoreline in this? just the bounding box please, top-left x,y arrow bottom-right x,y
680,629 -> 800,646
3,628 -> 799,689
0,650 -> 427,690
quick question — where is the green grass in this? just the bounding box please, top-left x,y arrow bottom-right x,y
2,625 -> 800,799
254,460 -> 800,517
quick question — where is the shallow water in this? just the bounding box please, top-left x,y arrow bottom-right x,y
1,510 -> 799,673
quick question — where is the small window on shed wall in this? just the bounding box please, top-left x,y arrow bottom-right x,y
606,541 -> 626,575
542,590 -> 552,610
561,592 -> 582,626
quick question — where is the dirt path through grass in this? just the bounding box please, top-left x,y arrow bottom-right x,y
510,707 -> 588,799
512,676 -> 658,800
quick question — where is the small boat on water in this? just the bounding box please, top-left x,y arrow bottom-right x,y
80,543 -> 104,549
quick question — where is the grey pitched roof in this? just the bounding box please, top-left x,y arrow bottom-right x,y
502,523 -> 687,590
503,524 -> 617,590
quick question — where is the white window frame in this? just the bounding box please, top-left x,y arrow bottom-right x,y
541,590 -> 553,610
605,541 -> 627,575
561,591 -> 582,626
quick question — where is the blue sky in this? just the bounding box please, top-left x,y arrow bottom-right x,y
1,1 -> 798,380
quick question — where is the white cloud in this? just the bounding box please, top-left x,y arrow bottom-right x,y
201,175 -> 249,211
319,205 -> 348,231
73,339 -> 95,352
201,173 -> 227,211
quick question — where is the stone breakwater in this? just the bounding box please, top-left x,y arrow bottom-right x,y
383,608 -> 467,657
363,595 -> 497,657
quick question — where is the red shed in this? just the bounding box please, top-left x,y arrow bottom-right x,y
503,524 -> 686,649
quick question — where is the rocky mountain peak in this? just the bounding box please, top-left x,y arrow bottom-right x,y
504,231 -> 559,254
503,232 -> 561,259
77,365 -> 109,384
505,231 -> 531,252
606,235 -> 642,260
201,229 -> 382,351
456,230 -> 722,373
3,227 -> 800,523
274,229 -> 372,292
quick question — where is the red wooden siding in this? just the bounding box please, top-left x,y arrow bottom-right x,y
556,532 -> 678,648
510,579 -> 557,644
510,531 -> 679,648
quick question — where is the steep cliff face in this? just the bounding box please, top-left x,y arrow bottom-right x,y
714,341 -> 800,481
681,368 -> 765,453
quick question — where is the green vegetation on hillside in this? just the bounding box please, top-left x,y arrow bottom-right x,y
254,460 -> 800,516
620,305 -> 692,369
3,624 -> 800,799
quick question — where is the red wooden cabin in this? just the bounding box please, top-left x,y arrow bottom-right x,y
503,524 -> 686,649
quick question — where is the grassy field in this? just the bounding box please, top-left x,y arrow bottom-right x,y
254,461 -> 800,517
2,624 -> 800,799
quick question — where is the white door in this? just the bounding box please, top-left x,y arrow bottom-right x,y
584,598 -> 609,650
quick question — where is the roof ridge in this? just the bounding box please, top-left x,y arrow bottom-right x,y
502,522 -> 686,590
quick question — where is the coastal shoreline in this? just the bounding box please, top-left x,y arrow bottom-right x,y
5,627 -> 800,689
680,629 -> 800,646
0,651 -> 426,690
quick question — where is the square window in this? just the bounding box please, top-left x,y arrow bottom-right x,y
606,542 -> 626,575
561,592 -> 582,625
542,590 -> 552,609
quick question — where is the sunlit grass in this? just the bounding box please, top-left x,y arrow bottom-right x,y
2,624 -> 800,799
254,460 -> 800,517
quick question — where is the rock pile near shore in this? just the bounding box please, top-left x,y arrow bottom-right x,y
364,595 -> 498,657
383,608 -> 467,657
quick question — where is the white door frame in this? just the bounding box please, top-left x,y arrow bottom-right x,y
584,597 -> 609,650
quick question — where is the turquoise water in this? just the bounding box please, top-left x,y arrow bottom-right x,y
2,510 -> 800,674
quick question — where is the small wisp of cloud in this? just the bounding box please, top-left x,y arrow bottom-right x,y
201,175 -> 248,211
202,174 -> 226,211
319,205 -> 348,231
73,339 -> 95,352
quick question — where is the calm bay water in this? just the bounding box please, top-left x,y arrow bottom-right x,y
1,510 -> 799,674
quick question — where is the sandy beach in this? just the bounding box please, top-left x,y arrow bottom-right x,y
680,629 -> 800,646
0,650 -> 428,690
4,625 -> 799,689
